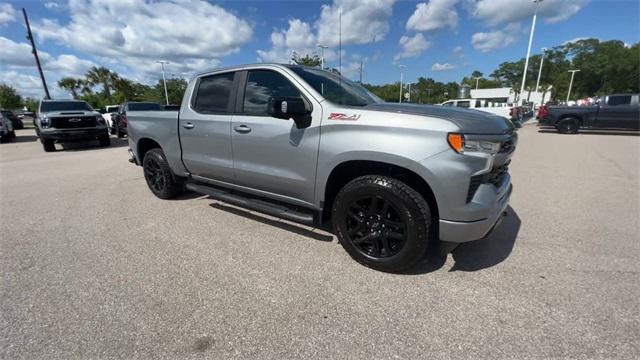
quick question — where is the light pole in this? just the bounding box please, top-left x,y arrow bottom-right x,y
473,76 -> 482,90
317,44 -> 328,70
566,69 -> 580,102
518,0 -> 543,105
398,65 -> 406,103
156,60 -> 170,105
535,47 -> 547,97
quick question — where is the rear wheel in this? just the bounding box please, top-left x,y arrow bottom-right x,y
332,175 -> 432,272
42,139 -> 55,152
557,117 -> 580,134
143,148 -> 183,199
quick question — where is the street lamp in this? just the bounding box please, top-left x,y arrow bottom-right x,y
473,76 -> 482,90
156,60 -> 170,105
398,64 -> 406,103
518,0 -> 543,105
317,44 -> 328,70
534,47 -> 547,97
566,69 -> 580,102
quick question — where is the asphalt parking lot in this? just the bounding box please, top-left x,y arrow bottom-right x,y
1,124 -> 638,359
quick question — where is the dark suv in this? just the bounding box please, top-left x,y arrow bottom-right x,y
35,99 -> 110,152
112,102 -> 163,138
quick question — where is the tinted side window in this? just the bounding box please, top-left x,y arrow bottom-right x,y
457,101 -> 470,108
194,72 -> 235,113
442,101 -> 454,107
607,95 -> 631,106
243,70 -> 302,115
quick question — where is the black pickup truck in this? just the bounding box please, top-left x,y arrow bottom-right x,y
539,94 -> 639,133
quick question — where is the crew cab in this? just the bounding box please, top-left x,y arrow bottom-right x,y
112,102 -> 163,138
127,64 -> 517,272
35,99 -> 110,152
539,94 -> 640,133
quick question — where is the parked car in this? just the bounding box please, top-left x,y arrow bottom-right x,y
0,111 -> 16,142
538,94 -> 640,133
34,99 -> 110,152
127,64 -> 517,272
101,105 -> 120,134
112,102 -> 163,138
1,110 -> 24,129
440,99 -> 511,119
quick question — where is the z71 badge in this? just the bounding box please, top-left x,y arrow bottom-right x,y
328,113 -> 361,121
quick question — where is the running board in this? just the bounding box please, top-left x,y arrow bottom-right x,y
185,182 -> 316,225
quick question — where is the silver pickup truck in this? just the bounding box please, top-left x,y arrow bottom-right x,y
128,64 -> 517,272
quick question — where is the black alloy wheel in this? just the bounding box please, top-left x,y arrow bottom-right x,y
344,195 -> 407,258
142,148 -> 183,199
144,156 -> 166,193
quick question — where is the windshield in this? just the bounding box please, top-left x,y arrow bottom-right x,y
40,101 -> 93,112
290,67 -> 382,106
128,103 -> 162,111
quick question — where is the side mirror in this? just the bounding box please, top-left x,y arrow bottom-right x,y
269,97 -> 312,129
98,109 -> 106,114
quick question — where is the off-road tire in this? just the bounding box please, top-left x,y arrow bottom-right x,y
557,117 -> 580,134
332,175 -> 432,273
42,139 -> 55,152
142,148 -> 183,199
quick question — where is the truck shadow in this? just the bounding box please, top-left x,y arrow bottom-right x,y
59,137 -> 129,151
208,202 -> 334,242
538,128 -> 639,136
407,206 -> 521,274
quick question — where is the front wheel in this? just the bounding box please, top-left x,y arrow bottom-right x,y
332,175 -> 432,272
42,139 -> 55,152
142,148 -> 183,199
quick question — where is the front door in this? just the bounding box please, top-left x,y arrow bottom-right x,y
596,95 -> 640,130
179,71 -> 237,182
231,69 -> 321,205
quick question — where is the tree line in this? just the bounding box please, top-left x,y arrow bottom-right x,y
1,38 -> 637,111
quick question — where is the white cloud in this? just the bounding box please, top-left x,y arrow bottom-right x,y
432,62 -> 456,71
0,70 -> 68,99
44,2 -> 60,9
257,19 -> 319,63
406,0 -> 459,32
316,0 -> 397,46
562,37 -> 589,45
471,23 -> 521,52
394,33 -> 432,61
467,0 -> 589,26
31,0 -> 252,78
0,2 -> 15,25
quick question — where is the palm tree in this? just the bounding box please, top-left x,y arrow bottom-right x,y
112,76 -> 136,102
57,77 -> 84,99
86,66 -> 117,102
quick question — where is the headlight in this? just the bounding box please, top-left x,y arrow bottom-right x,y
448,133 -> 501,155
96,115 -> 106,125
40,117 -> 50,128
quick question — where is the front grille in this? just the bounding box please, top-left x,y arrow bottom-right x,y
466,161 -> 510,202
51,116 -> 97,129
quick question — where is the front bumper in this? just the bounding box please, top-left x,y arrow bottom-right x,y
40,128 -> 107,141
439,183 -> 512,243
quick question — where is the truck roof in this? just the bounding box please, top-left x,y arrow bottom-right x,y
192,63 -> 309,77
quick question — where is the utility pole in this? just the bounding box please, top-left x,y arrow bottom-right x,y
407,83 -> 412,102
535,47 -> 547,101
156,60 -> 170,105
566,69 -> 580,102
473,76 -> 482,90
519,0 -> 543,105
22,8 -> 50,99
317,44 -> 328,70
398,65 -> 406,103
359,59 -> 363,83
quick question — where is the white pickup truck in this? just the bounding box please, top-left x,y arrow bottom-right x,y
440,99 -> 512,119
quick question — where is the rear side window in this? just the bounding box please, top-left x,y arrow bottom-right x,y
194,72 -> 235,113
243,70 -> 302,115
475,100 -> 482,108
607,95 -> 631,106
457,101 -> 470,108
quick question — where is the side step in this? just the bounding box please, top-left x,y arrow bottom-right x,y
185,182 -> 316,225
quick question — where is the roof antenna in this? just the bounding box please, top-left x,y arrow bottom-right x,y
22,8 -> 50,99
339,8 -> 342,104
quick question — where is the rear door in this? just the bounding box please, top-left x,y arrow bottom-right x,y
596,95 -> 640,129
230,69 -> 321,205
179,71 -> 238,182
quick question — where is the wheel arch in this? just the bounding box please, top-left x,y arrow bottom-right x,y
321,159 -> 439,222
558,113 -> 584,124
137,137 -> 162,162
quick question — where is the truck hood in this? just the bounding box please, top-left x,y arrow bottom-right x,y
41,111 -> 100,117
364,103 -> 514,135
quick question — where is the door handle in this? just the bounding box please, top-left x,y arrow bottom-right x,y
182,122 -> 195,129
234,125 -> 251,133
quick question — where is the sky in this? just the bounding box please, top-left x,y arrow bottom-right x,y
1,0 -> 638,99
